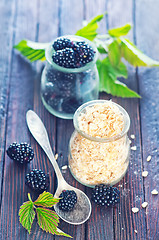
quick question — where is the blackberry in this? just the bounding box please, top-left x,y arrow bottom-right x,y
92,185 -> 120,207
58,190 -> 77,211
46,69 -> 75,89
76,41 -> 95,65
46,69 -> 62,83
52,48 -> 76,68
53,38 -> 73,51
47,95 -> 62,109
61,97 -> 82,114
7,142 -> 34,164
25,169 -> 50,192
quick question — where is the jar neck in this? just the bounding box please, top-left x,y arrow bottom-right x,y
73,100 -> 130,143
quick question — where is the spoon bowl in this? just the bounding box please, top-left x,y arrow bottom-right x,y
26,110 -> 92,225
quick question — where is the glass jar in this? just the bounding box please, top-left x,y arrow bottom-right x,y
68,100 -> 130,187
41,35 -> 99,119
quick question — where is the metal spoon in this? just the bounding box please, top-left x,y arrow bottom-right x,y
26,110 -> 92,225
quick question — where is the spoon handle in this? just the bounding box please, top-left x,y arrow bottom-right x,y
26,110 -> 65,184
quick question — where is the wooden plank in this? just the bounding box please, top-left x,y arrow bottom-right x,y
0,0 -> 39,239
84,1 -> 114,240
55,1 -> 86,239
85,0 -> 107,33
107,0 -> 147,239
59,0 -> 84,36
0,0 -> 16,204
27,1 -> 59,240
136,0 -> 159,239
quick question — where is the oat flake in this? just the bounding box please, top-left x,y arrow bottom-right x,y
62,165 -> 68,170
131,146 -> 137,151
146,155 -> 151,162
142,202 -> 148,208
132,207 -> 139,213
55,153 -> 58,160
142,171 -> 148,177
130,134 -> 135,139
151,189 -> 158,195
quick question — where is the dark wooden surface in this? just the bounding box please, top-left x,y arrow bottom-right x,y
0,0 -> 159,239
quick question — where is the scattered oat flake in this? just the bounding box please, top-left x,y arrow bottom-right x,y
151,189 -> 158,195
130,134 -> 135,139
55,153 -> 58,160
62,165 -> 68,170
134,230 -> 137,233
142,202 -> 148,208
142,171 -> 148,177
129,139 -> 132,144
146,155 -> 151,162
131,146 -> 137,151
132,207 -> 139,213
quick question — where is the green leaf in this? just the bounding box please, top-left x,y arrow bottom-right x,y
19,200 -> 35,234
54,228 -> 73,238
108,79 -> 141,98
108,23 -> 131,37
121,38 -> 159,67
93,38 -> 108,54
34,191 -> 59,208
14,40 -> 48,62
108,40 -> 121,66
36,207 -> 71,237
36,207 -> 59,232
97,57 -> 128,80
76,14 -> 104,40
97,58 -> 140,97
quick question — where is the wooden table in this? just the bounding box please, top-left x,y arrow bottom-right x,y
0,0 -> 159,239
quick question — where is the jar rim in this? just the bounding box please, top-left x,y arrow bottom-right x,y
73,100 -> 130,142
45,35 -> 98,73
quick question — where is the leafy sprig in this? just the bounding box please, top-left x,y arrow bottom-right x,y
13,13 -> 159,98
19,191 -> 72,238
14,40 -> 46,62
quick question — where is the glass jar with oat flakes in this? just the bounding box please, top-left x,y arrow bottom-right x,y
68,100 -> 130,187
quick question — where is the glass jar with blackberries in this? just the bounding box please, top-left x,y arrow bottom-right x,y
41,35 -> 99,119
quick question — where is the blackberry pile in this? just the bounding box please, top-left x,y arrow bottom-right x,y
58,190 -> 77,211
52,37 -> 95,68
25,169 -> 50,192
7,142 -> 34,164
42,37 -> 96,115
92,185 -> 120,207
42,68 -> 83,114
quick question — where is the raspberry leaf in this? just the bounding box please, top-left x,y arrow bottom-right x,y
97,58 -> 140,98
93,38 -> 108,54
19,192 -> 72,237
97,57 -> 128,80
55,228 -> 73,238
14,40 -> 47,62
19,199 -> 35,234
108,40 -> 121,66
76,14 -> 104,41
34,191 -> 59,208
121,38 -> 159,66
36,208 -> 72,238
108,23 -> 131,37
